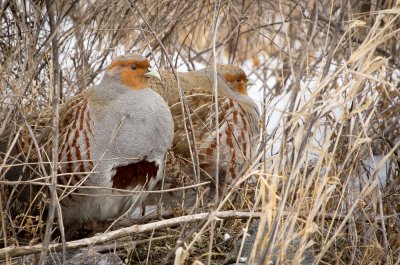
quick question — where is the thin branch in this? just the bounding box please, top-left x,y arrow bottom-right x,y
0,210 -> 261,259
40,0 -> 63,263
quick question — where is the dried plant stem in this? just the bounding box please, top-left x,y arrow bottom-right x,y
0,194 -> 8,262
211,0 -> 221,202
40,0 -> 63,264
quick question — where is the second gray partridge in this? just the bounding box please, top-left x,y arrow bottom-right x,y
149,65 -> 259,202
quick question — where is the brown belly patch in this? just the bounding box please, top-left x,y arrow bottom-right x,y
112,160 -> 159,190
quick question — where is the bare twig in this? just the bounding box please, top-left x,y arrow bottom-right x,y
0,210 -> 260,259
40,1 -> 63,264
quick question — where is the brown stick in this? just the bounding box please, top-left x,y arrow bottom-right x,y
0,210 -> 260,260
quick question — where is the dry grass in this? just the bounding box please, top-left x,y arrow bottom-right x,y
1,0 -> 400,264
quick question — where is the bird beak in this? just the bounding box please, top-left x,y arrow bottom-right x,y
144,67 -> 161,80
247,78 -> 256,86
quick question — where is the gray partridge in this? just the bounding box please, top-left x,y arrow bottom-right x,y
35,54 -> 174,233
149,65 -> 259,205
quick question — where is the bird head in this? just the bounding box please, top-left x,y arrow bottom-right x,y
105,54 -> 161,90
215,65 -> 255,95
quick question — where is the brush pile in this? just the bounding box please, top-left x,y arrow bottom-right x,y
1,1 -> 399,264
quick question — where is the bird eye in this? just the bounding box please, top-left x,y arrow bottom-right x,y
237,79 -> 241,82
130,64 -> 138,70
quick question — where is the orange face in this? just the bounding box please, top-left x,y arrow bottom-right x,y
224,73 -> 249,95
108,59 -> 152,90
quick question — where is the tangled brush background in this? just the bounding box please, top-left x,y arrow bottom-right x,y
1,0 -> 400,264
